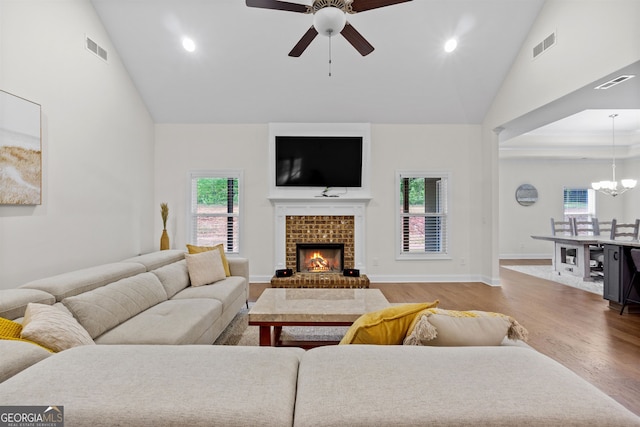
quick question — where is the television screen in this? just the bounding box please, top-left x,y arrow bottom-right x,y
275,136 -> 363,187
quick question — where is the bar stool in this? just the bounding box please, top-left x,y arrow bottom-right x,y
620,248 -> 640,315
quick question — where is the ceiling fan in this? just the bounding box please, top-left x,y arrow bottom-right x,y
246,0 -> 413,57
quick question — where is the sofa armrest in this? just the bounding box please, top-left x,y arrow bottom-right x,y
227,257 -> 249,283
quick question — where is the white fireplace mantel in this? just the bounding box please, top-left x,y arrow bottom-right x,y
272,199 -> 368,272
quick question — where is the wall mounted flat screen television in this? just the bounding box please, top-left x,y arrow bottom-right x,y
275,136 -> 363,187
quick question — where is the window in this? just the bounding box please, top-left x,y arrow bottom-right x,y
397,172 -> 449,259
189,171 -> 242,254
563,188 -> 595,225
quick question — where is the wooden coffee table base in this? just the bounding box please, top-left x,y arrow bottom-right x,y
252,321 -> 353,349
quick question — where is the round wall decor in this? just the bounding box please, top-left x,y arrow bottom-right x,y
515,184 -> 538,206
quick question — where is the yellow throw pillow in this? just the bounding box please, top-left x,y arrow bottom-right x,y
339,301 -> 439,345
186,243 -> 231,277
403,308 -> 529,346
0,317 -> 22,338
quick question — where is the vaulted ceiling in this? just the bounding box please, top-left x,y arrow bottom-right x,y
90,0 -> 544,124
90,0 -> 639,158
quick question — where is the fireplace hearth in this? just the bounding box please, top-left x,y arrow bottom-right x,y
296,243 -> 344,273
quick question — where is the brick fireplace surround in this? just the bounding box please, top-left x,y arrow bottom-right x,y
285,216 -> 355,271
272,201 -> 367,274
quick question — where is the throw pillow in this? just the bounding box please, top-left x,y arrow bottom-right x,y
339,301 -> 440,345
20,303 -> 95,352
0,317 -> 22,338
0,316 -> 54,352
185,249 -> 226,287
403,308 -> 529,346
186,243 -> 231,276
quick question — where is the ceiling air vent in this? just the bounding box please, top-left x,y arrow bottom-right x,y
594,74 -> 635,90
532,31 -> 556,59
86,36 -> 108,62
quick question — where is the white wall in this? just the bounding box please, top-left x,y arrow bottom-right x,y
154,123 -> 485,283
499,157 -> 636,258
484,0 -> 640,267
488,0 -> 640,129
0,0 -> 155,289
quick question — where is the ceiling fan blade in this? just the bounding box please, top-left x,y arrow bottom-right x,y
340,22 -> 374,56
246,0 -> 308,13
288,26 -> 319,57
350,0 -> 412,13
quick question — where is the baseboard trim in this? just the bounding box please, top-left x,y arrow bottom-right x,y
500,253 -> 551,260
251,274 -> 499,286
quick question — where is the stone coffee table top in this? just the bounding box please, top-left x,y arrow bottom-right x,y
249,288 -> 389,324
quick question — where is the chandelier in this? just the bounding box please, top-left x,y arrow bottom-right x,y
591,113 -> 637,197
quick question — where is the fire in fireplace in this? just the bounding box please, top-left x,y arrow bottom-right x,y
296,243 -> 344,273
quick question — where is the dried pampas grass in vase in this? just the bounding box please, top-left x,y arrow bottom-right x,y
160,203 -> 170,250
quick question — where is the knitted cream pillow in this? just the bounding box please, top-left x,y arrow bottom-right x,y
185,249 -> 226,287
20,303 -> 95,352
404,308 -> 528,346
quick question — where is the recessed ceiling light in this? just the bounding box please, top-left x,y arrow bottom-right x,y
444,38 -> 457,53
182,37 -> 196,53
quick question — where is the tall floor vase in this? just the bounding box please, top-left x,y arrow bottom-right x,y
160,229 -> 170,250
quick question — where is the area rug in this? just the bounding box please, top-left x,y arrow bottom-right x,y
502,264 -> 604,295
213,304 -> 349,346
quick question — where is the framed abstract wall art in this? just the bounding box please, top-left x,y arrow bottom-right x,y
0,90 -> 42,205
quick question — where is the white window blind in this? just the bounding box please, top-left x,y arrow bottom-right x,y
563,188 -> 595,227
189,171 -> 242,254
397,172 -> 449,258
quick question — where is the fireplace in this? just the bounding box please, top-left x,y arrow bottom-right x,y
296,243 -> 345,273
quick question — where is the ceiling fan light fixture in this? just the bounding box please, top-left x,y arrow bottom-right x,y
313,7 -> 347,37
182,37 -> 196,52
444,38 -> 457,53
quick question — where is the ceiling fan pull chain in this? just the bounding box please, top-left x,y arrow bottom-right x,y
328,33 -> 333,77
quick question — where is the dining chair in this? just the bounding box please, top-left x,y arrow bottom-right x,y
572,218 -> 599,236
550,218 -> 575,236
609,219 -> 640,241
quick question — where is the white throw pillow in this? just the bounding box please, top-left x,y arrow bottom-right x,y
20,303 -> 95,352
185,249 -> 226,287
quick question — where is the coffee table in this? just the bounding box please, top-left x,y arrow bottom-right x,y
248,288 -> 389,348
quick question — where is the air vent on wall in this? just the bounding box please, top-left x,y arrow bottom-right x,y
86,36 -> 108,62
532,31 -> 556,59
594,75 -> 636,90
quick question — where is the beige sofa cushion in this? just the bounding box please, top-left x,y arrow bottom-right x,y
20,262 -> 146,301
0,289 -> 55,320
95,299 -> 222,345
172,276 -> 246,311
0,340 -> 52,383
62,272 -> 167,339
121,250 -> 185,271
294,345 -> 640,427
20,303 -> 95,352
151,259 -> 190,298
0,345 -> 304,427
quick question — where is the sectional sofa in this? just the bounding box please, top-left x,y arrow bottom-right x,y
0,249 -> 248,381
0,344 -> 639,426
1,251 -> 639,426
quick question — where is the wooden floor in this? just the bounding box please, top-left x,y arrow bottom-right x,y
249,260 -> 640,416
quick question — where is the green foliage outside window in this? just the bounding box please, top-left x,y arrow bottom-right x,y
197,178 -> 238,206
